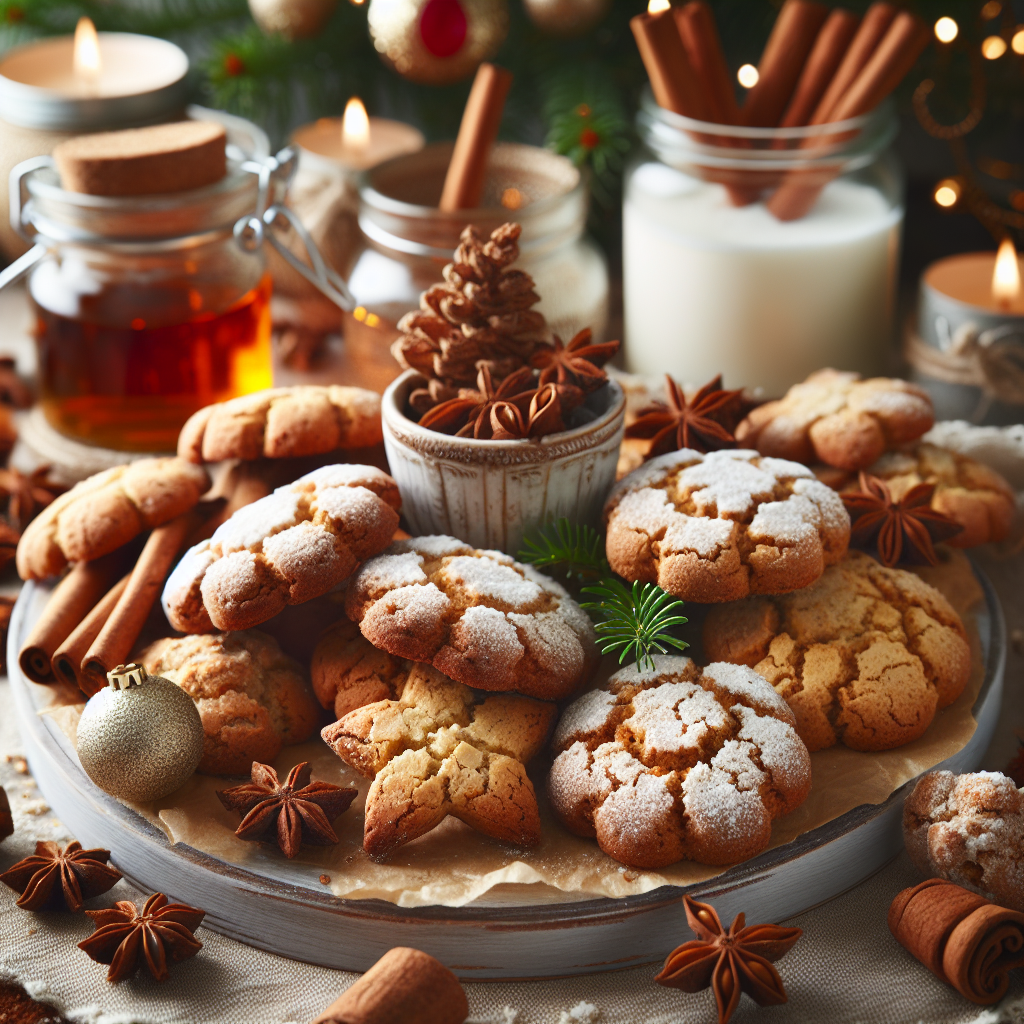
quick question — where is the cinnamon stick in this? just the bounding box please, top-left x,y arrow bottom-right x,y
19,552 -> 124,683
741,0 -> 828,128
809,1 -> 897,125
889,879 -> 1024,1005
311,947 -> 468,1024
630,9 -> 710,121
52,574 -> 130,693
81,513 -> 194,694
675,2 -> 739,125
779,8 -> 861,128
438,63 -> 513,212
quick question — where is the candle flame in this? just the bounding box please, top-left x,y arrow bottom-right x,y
342,97 -> 370,151
992,238 -> 1021,306
73,17 -> 101,81
647,0 -> 670,13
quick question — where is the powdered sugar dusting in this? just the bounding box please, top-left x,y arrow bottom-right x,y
451,605 -> 524,668
441,555 -> 542,607
357,551 -> 427,591
677,453 -> 778,516
701,662 -> 793,722
508,611 -> 583,681
748,496 -> 818,547
552,689 -> 619,748
663,515 -> 735,557
213,491 -> 305,553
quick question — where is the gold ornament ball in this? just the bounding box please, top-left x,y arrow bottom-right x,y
368,0 -> 509,85
77,665 -> 204,803
248,0 -> 339,40
522,0 -> 608,35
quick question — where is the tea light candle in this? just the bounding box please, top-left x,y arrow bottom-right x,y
291,97 -> 424,177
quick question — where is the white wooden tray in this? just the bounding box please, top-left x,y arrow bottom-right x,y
7,570 -> 1005,980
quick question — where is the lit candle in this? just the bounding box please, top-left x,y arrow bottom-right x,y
290,97 -> 424,176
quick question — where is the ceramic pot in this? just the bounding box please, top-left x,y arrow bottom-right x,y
382,369 -> 625,554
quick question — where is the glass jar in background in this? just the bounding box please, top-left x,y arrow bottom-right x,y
623,92 -> 903,397
12,155 -> 275,452
343,142 -> 610,392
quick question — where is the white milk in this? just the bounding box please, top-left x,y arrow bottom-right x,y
623,161 -> 902,396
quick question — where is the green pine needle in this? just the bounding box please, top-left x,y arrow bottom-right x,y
518,519 -> 609,582
581,579 -> 689,672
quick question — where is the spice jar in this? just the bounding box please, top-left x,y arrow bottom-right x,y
623,93 -> 903,396
343,141 -> 610,392
7,142 -> 282,453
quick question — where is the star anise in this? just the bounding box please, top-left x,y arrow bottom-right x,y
216,761 -> 356,859
530,328 -> 620,393
0,466 -> 62,532
842,473 -> 964,567
78,892 -> 204,982
655,895 -> 802,1024
418,365 -> 537,439
0,787 -> 12,843
0,840 -> 122,911
626,375 -> 744,458
488,383 -> 574,440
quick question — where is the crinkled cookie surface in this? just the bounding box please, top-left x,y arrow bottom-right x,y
344,535 -> 598,700
604,448 -> 850,603
703,552 -> 971,752
547,655 -> 811,869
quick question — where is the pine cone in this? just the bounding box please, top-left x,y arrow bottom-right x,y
392,223 -> 551,416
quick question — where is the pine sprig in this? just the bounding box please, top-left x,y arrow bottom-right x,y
581,579 -> 689,671
518,519 -> 609,582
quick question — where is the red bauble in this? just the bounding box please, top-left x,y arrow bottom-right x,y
579,127 -> 600,150
420,0 -> 468,57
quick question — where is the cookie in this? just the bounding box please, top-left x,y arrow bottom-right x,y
321,663 -> 557,860
16,458 -> 210,581
904,771 -> 1024,912
703,551 -> 971,752
848,443 -> 1015,548
162,465 -> 400,633
547,656 -> 810,869
605,449 -> 849,603
735,369 -> 934,471
344,536 -> 599,701
312,618 -> 408,720
141,630 -> 321,775
178,385 -> 383,463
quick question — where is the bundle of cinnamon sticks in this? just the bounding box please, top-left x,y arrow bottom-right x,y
631,0 -> 930,219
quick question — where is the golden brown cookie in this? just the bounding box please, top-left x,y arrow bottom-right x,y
736,369 -> 934,471
703,551 -> 971,752
605,448 -> 850,603
321,663 -> 557,861
16,458 -> 210,581
848,442 -> 1015,548
178,385 -> 383,463
162,465 -> 400,633
548,656 -> 811,869
344,536 -> 599,701
904,771 -> 1024,912
141,630 -> 321,775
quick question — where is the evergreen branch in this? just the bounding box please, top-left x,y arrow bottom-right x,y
581,579 -> 688,671
518,519 -> 609,582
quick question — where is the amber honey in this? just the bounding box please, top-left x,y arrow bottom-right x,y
32,273 -> 274,452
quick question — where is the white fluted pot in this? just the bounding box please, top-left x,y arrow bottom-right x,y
382,370 -> 625,554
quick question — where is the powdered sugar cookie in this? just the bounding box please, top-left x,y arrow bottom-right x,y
736,369 -> 934,471
163,465 -> 400,633
344,536 -> 599,700
605,448 -> 849,603
548,655 -> 811,869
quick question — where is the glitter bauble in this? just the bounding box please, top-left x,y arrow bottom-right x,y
248,0 -> 338,40
522,0 -> 608,35
368,0 -> 509,85
76,664 -> 204,803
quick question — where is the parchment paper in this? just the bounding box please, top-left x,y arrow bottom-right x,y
36,552 -> 987,908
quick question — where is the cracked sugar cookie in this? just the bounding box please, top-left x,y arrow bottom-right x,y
736,369 -> 934,472
344,536 -> 599,700
703,551 -> 971,752
163,465 -> 400,633
547,656 -> 810,869
605,448 -> 850,603
322,663 -> 557,860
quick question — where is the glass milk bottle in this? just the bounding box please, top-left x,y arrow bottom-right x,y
623,92 -> 902,396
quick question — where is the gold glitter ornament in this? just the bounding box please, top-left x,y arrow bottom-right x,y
521,0 -> 608,36
367,0 -> 508,86
76,664 -> 204,803
248,0 -> 339,40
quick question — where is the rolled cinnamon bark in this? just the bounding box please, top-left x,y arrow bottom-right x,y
889,879 -> 1024,1005
52,574 -> 130,692
438,63 -> 513,212
675,1 -> 739,125
741,0 -> 828,128
18,552 -> 124,683
630,9 -> 710,121
81,513 -> 194,694
311,947 -> 468,1024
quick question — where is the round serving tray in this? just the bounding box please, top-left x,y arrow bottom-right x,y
8,570 -> 1006,981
